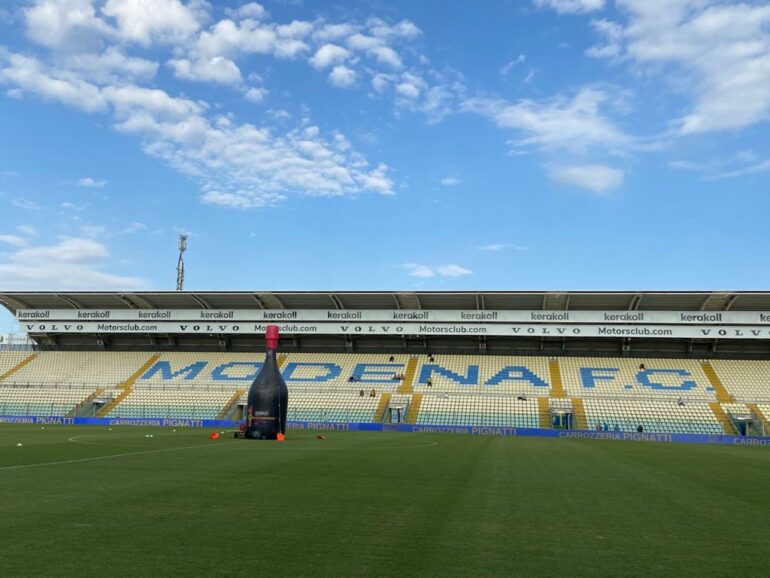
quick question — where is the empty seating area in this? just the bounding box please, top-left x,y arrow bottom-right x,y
282,353 -> 410,390
756,405 -> 770,423
284,391 -> 382,422
0,386 -> 93,416
416,395 -> 541,428
559,357 -> 715,400
413,355 -> 551,395
0,351 -> 33,376
136,352 -> 262,390
2,351 -> 151,387
108,389 -> 234,419
582,399 -> 723,434
710,360 -> 770,402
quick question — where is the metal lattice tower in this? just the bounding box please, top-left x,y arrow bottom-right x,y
176,234 -> 188,291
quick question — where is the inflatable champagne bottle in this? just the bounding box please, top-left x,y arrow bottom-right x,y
245,325 -> 288,439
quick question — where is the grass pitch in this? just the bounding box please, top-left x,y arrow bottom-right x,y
1,426 -> 769,577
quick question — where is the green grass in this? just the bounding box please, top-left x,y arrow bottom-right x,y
1,425 -> 769,577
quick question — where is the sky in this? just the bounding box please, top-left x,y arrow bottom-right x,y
1,0 -> 770,332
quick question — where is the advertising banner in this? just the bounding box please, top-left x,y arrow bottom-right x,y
2,416 -> 769,446
15,308 -> 770,325
15,320 -> 770,339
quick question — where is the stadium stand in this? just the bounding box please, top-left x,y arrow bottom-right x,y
412,355 -> 552,395
559,357 -> 717,399
283,391 -> 382,423
0,351 -> 36,379
135,352 -> 268,389
0,385 -> 94,417
582,399 -> 723,434
2,351 -> 153,387
3,344 -> 770,436
710,360 -> 770,401
109,388 -> 234,419
280,353 -> 411,391
415,394 -> 541,428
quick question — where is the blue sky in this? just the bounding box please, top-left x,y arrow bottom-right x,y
1,0 -> 770,332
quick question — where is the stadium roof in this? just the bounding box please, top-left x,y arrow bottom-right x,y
2,291 -> 770,358
2,290 -> 770,313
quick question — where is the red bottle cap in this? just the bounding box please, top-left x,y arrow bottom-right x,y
266,324 -> 280,350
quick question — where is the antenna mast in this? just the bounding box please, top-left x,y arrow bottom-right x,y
176,233 -> 188,291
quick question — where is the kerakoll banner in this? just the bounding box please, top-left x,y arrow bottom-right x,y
14,308 -> 770,325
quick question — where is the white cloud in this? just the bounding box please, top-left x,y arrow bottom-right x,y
25,0 -> 110,52
76,177 -> 107,187
0,237 -> 146,290
118,221 -> 147,234
14,237 -> 105,263
17,225 -> 38,236
402,263 -> 473,278
225,3 -> 266,21
244,86 -> 267,103
61,201 -> 91,211
436,264 -> 472,277
369,45 -> 402,69
0,235 -> 27,247
309,43 -> 349,69
402,263 -> 435,278
328,65 -> 356,88
0,52 -> 107,113
549,164 -> 624,193
672,153 -> 770,180
368,18 -> 422,40
313,23 -> 358,43
102,0 -> 207,46
168,56 -> 242,86
201,190 -> 278,209
718,159 -> 770,179
463,87 -> 628,153
534,0 -> 605,14
500,54 -> 525,77
440,176 -> 460,186
477,243 -> 516,252
11,198 -> 41,210
106,87 -> 392,206
65,47 -> 158,83
194,17 -> 310,60
395,82 -> 420,100
589,1 -> 770,134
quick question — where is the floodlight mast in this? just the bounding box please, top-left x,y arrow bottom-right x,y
176,233 -> 188,291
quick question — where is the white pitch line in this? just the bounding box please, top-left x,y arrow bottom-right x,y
0,441 -> 238,472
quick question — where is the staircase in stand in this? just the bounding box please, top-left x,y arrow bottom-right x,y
405,393 -> 423,424
548,359 -> 565,398
537,397 -> 551,429
0,353 -> 37,382
709,402 -> 737,435
701,362 -> 735,403
571,398 -> 588,430
97,353 -> 161,417
398,357 -> 418,394
217,389 -> 246,419
374,393 -> 392,423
